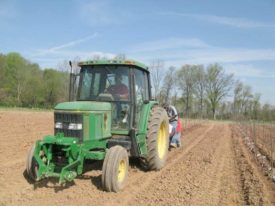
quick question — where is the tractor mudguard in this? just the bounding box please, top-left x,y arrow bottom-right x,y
134,101 -> 158,156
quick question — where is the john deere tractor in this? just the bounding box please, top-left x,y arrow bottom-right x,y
26,59 -> 169,192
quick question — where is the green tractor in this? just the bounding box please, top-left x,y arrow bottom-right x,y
26,59 -> 169,192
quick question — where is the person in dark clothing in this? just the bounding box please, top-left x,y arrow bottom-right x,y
107,74 -> 129,100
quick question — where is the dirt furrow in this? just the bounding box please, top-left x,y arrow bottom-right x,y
118,124 -> 215,206
127,123 -> 243,206
231,125 -> 275,205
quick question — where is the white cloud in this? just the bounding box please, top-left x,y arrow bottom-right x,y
158,12 -> 275,29
127,37 -> 275,80
47,34 -> 98,51
32,33 -> 98,57
129,37 -> 209,53
28,33 -> 117,68
130,46 -> 275,66
128,37 -> 275,66
29,50 -> 116,68
222,64 -> 269,78
182,48 -> 275,64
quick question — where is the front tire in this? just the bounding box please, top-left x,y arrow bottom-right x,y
102,146 -> 129,192
146,106 -> 169,170
26,144 -> 39,181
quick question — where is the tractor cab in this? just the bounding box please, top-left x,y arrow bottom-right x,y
76,60 -> 151,133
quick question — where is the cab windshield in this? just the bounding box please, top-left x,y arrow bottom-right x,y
78,65 -> 130,102
77,65 -> 131,130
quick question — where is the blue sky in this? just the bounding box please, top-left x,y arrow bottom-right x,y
1,0 -> 275,104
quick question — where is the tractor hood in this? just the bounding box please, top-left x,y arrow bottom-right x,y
54,101 -> 112,112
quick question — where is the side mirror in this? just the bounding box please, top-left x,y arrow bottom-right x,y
69,60 -> 72,69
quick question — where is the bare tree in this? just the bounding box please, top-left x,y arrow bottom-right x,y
177,65 -> 197,118
233,80 -> 256,118
57,56 -> 81,74
262,104 -> 273,121
205,64 -> 234,119
92,55 -> 101,60
240,85 -> 253,116
251,93 -> 261,120
114,53 -> 126,60
57,57 -> 81,101
233,80 -> 243,116
161,66 -> 176,104
194,65 -> 206,118
149,59 -> 165,100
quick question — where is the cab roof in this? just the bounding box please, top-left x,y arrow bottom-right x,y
78,59 -> 149,71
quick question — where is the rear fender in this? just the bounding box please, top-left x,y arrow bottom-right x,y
135,101 -> 158,156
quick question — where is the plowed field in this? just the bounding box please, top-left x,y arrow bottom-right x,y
0,111 -> 274,206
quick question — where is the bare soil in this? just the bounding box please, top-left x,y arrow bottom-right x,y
0,111 -> 274,206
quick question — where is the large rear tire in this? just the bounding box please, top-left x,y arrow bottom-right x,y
146,106 -> 169,170
26,144 -> 39,181
102,146 -> 129,192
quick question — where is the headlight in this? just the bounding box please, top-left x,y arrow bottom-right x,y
55,122 -> 63,129
68,123 -> 82,130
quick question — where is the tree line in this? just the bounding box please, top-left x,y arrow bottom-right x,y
0,52 -> 69,108
150,60 -> 275,121
0,52 -> 274,121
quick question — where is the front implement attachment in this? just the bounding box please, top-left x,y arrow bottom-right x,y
26,133 -> 106,184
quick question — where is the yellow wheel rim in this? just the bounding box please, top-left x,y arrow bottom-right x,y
157,122 -> 167,159
117,159 -> 126,182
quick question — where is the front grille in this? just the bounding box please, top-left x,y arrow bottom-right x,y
54,112 -> 83,141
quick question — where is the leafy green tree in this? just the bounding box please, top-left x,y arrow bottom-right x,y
177,65 -> 198,117
43,69 -> 67,107
5,52 -> 31,105
21,64 -> 44,107
0,52 -> 70,108
205,64 -> 234,119
0,54 -> 8,104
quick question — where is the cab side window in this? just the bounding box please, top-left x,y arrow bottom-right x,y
134,69 -> 149,126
